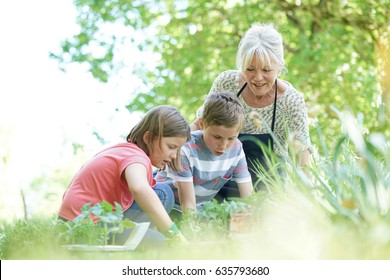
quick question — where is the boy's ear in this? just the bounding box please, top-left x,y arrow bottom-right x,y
198,118 -> 205,130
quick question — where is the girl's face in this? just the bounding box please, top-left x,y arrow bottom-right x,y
200,121 -> 241,156
242,56 -> 279,98
148,135 -> 187,169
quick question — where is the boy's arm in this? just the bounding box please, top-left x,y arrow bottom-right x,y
176,181 -> 197,214
237,181 -> 253,198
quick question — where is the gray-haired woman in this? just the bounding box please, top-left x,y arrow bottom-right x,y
191,23 -> 313,195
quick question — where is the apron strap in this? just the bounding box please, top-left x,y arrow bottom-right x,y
236,82 -> 247,97
236,80 -> 278,132
271,79 -> 277,132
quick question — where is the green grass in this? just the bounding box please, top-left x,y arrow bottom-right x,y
1,113 -> 390,259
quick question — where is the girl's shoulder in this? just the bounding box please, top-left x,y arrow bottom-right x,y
97,142 -> 148,160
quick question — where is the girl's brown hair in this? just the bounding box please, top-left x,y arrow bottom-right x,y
127,105 -> 190,171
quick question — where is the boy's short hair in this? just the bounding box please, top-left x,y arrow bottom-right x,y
201,92 -> 245,129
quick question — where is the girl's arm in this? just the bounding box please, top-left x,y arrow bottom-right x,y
125,163 -> 173,231
176,181 -> 196,214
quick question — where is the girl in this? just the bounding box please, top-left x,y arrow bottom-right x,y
59,105 -> 190,245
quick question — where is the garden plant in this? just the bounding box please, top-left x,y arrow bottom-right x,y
1,111 -> 390,260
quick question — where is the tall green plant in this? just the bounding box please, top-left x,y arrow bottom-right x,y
0,218 -> 65,259
179,199 -> 251,241
64,201 -> 136,245
313,112 -> 390,222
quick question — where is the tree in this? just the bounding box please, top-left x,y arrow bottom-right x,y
51,0 -> 390,146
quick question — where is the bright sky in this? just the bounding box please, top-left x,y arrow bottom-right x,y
0,0 -> 146,219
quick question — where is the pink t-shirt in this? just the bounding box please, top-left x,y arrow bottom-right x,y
58,142 -> 156,221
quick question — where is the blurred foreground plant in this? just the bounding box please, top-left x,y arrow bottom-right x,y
2,115 -> 390,259
179,199 -> 251,242
58,201 -> 135,245
239,110 -> 390,259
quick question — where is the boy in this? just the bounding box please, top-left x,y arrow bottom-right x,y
155,92 -> 253,214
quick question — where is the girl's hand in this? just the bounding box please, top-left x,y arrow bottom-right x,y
161,223 -> 190,246
168,232 -> 190,246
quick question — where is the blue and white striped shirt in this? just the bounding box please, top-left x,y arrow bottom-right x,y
156,130 -> 252,206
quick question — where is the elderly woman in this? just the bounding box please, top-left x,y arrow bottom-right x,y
191,22 -> 313,194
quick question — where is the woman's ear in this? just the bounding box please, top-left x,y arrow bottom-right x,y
198,118 -> 205,130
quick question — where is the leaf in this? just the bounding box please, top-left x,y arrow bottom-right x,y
90,203 -> 103,217
121,218 -> 136,229
100,201 -> 113,213
99,214 -> 119,224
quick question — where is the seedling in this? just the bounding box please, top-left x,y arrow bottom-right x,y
60,201 -> 135,245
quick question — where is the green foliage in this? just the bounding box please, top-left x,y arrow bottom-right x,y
60,201 -> 135,245
51,0 -> 390,146
0,201 -> 137,259
179,199 -> 251,241
309,111 -> 390,225
57,217 -> 103,246
0,218 -> 65,259
222,112 -> 390,259
2,112 -> 390,259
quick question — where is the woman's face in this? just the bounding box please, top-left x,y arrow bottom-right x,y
242,56 -> 279,98
148,136 -> 187,169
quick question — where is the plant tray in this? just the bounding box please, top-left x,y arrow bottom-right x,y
63,221 -> 150,251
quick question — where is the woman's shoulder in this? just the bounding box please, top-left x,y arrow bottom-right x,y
210,70 -> 240,93
281,81 -> 305,101
279,81 -> 307,113
216,70 -> 240,79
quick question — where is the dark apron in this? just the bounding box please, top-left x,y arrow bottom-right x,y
237,80 -> 277,184
217,80 -> 278,198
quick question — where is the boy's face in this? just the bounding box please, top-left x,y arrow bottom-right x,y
200,122 -> 241,156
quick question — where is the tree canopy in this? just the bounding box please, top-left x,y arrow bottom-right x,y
51,0 -> 390,147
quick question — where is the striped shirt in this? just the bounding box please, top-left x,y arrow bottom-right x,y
155,130 -> 252,206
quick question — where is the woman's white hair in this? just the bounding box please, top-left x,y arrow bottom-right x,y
236,23 -> 287,74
